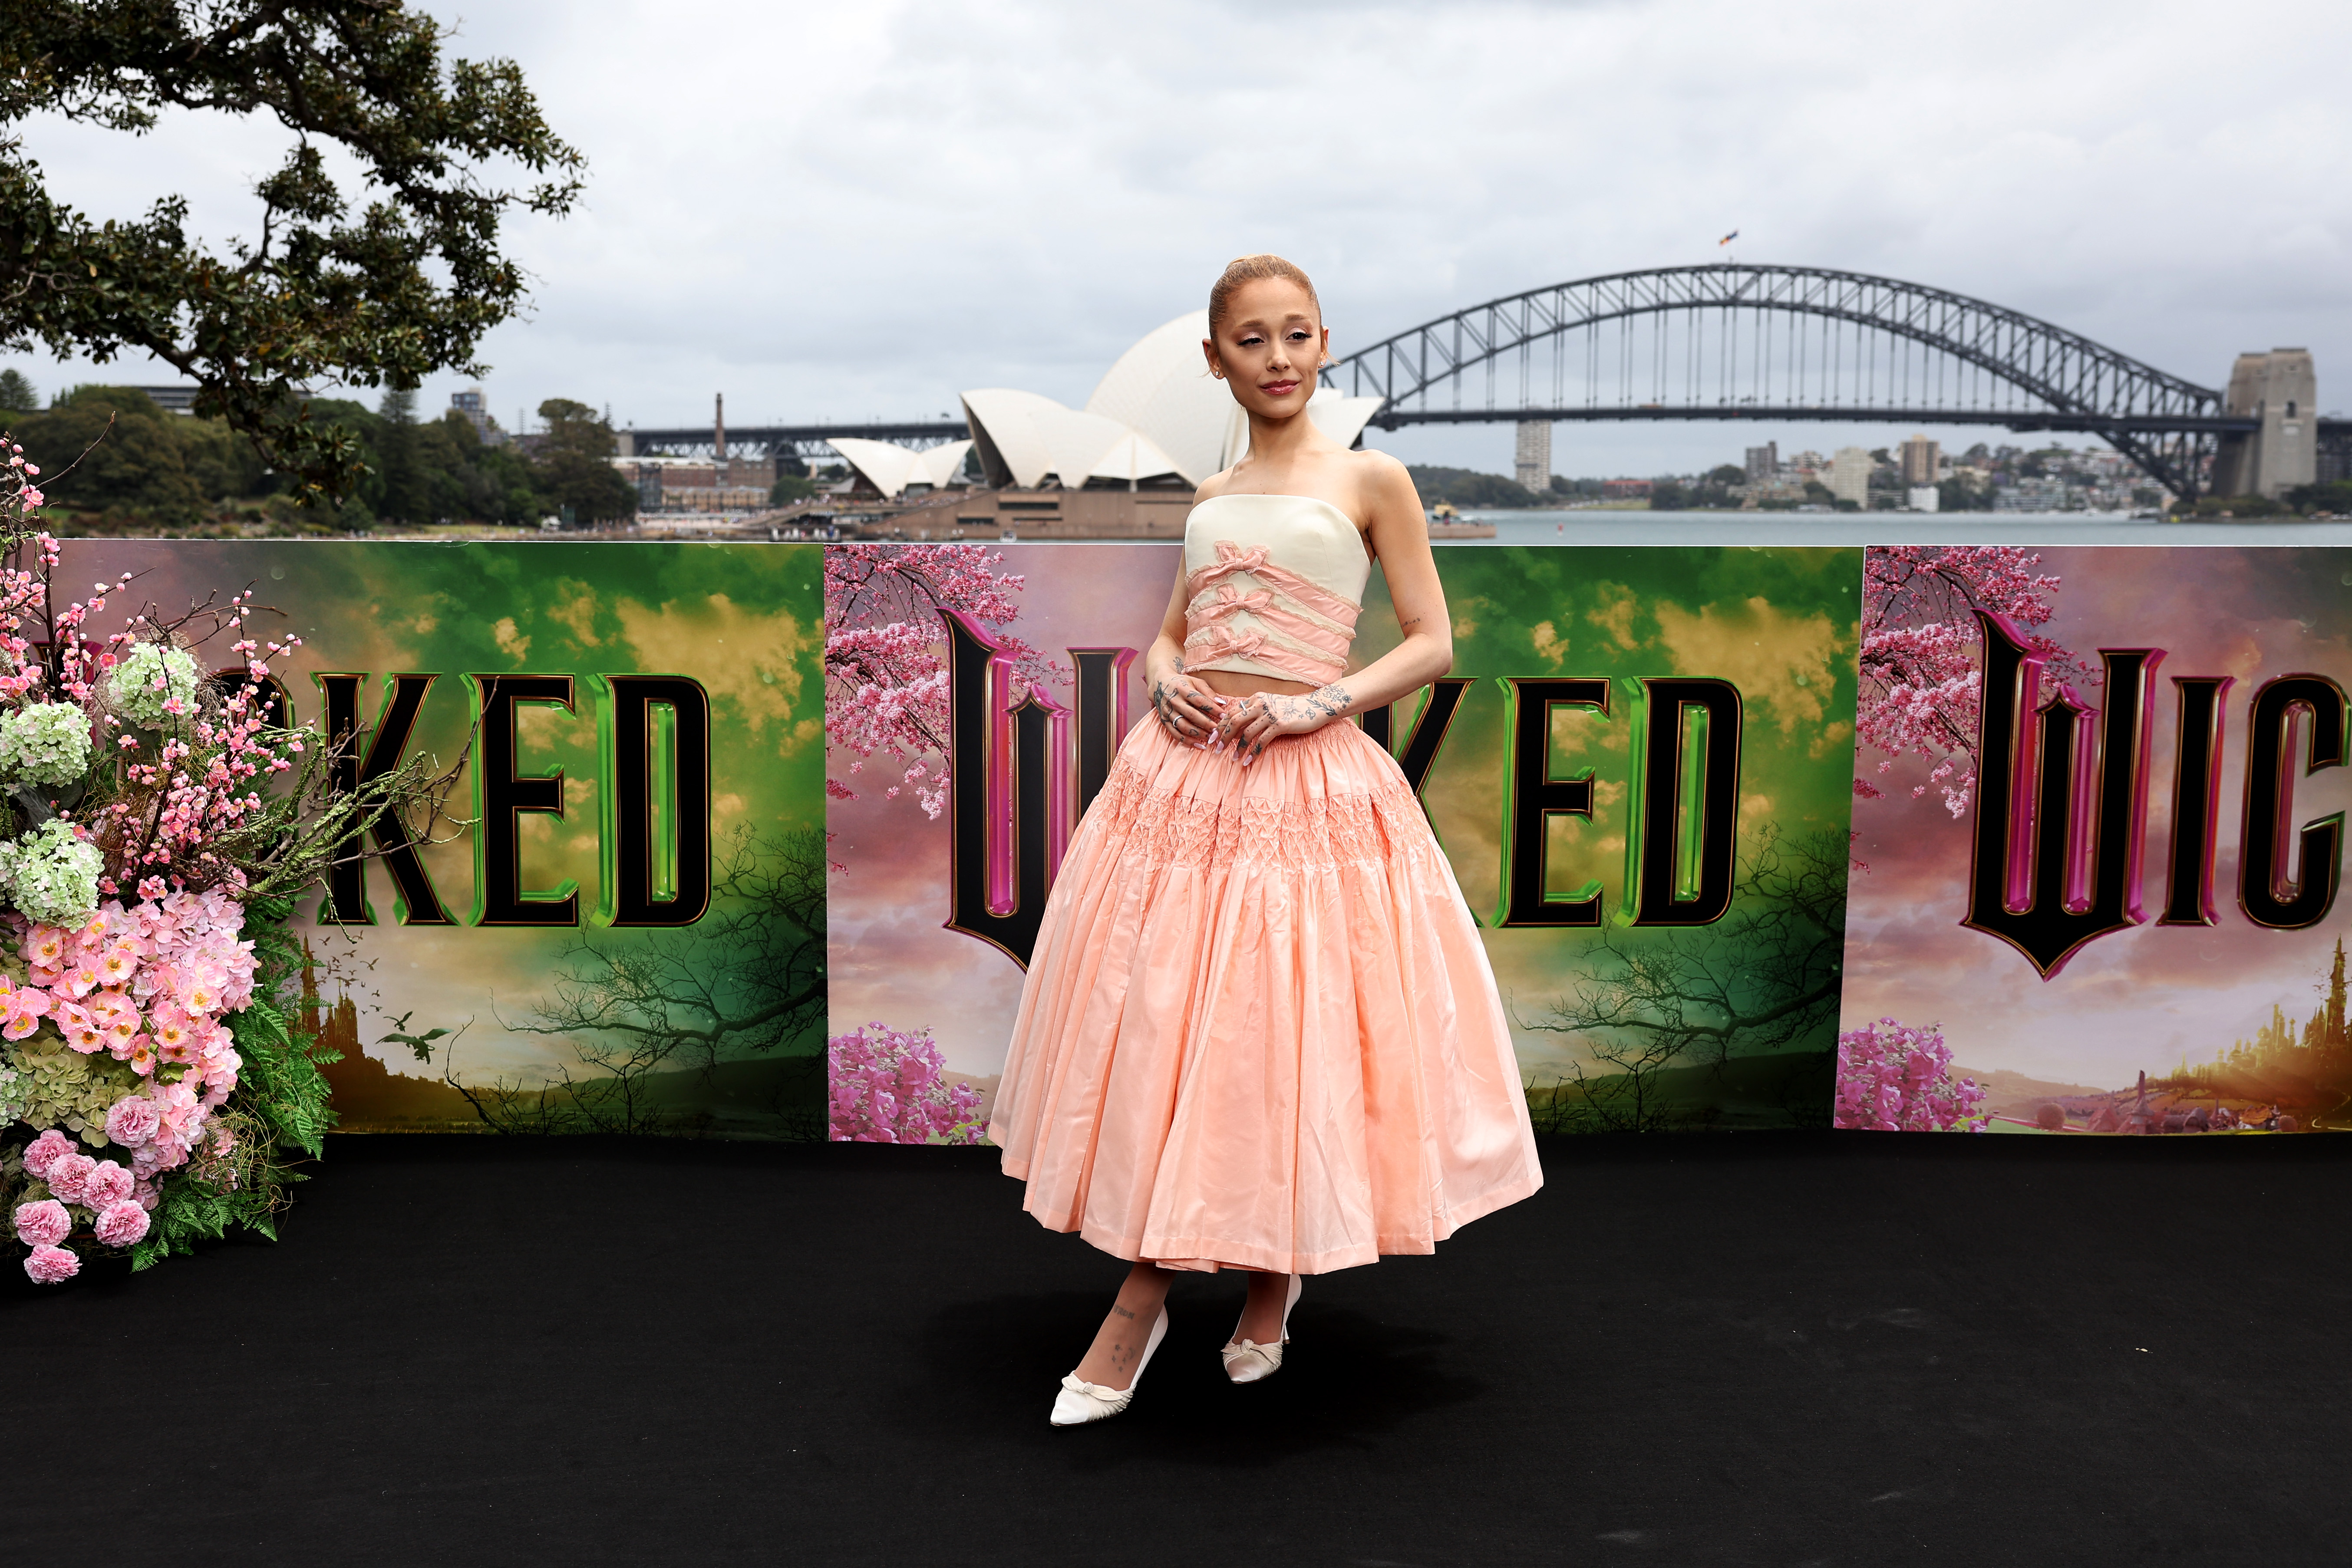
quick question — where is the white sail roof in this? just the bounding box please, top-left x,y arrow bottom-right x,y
1084,310 -> 1236,485
828,437 -> 976,499
962,390 -> 1181,490
965,313 -> 1384,492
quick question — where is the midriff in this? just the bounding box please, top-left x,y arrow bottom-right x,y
1194,668 -> 1317,699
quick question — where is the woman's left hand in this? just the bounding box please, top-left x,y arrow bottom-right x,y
1218,683 -> 1352,764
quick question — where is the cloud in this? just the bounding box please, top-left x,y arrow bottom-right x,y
14,0 -> 2348,483
1652,595 -> 1844,730
1587,585 -> 1641,649
613,592 -> 812,750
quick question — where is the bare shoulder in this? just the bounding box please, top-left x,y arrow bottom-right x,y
1192,462 -> 1240,502
1343,448 -> 1422,525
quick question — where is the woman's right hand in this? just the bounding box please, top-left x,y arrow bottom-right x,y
1150,662 -> 1224,743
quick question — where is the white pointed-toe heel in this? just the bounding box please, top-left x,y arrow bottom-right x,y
1221,1273 -> 1303,1384
1049,1306 -> 1169,1427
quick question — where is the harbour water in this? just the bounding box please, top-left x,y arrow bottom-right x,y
1445,511 -> 2352,548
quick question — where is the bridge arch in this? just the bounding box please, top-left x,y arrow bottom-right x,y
1319,264 -> 2233,497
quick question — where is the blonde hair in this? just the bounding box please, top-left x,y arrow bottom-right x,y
1208,254 -> 1321,336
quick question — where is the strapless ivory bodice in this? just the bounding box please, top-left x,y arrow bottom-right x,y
1180,493 -> 1371,686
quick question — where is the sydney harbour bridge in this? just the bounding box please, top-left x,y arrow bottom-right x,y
624,264 -> 2348,501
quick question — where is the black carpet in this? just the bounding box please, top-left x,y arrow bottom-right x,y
10,1131 -> 2348,1566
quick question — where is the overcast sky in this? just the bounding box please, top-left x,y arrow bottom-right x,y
12,0 -> 2349,477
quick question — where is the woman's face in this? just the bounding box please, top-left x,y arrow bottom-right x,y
1204,277 -> 1328,422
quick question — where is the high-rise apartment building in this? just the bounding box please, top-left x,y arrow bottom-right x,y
1899,434 -> 1940,487
450,387 -> 502,445
1828,447 -> 1873,507
1744,442 -> 1779,484
1515,421 -> 1553,494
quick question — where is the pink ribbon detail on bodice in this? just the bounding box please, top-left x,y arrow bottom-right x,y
1181,538 -> 1362,685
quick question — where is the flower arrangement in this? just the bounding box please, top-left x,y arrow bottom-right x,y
0,430 -> 461,1283
1833,1016 -> 1989,1133
828,1021 -> 986,1144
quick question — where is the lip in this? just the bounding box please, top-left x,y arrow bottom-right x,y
1259,379 -> 1301,396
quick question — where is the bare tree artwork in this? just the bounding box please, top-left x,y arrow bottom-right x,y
1521,827 -> 1847,1133
439,827 -> 827,1136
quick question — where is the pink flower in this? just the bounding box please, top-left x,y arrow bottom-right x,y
23,925 -> 68,970
92,1199 -> 149,1248
23,1244 -> 79,1284
80,1159 -> 134,1209
175,965 -> 226,1016
0,975 -> 50,1039
45,1152 -> 96,1204
106,1094 -> 161,1147
22,1128 -> 74,1177
57,1007 -> 105,1054
13,1198 -> 70,1247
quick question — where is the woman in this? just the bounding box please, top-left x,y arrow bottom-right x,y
987,255 -> 1543,1426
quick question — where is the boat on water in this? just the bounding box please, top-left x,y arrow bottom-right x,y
1425,500 -> 1497,540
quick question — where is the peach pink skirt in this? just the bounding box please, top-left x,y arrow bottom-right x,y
989,717 -> 1542,1274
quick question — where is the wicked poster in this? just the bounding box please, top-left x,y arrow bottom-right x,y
824,542 -> 1862,1139
1841,546 -> 2352,1134
57,540 -> 829,1138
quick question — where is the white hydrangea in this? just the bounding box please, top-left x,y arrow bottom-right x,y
0,818 -> 105,927
0,701 -> 93,786
106,641 -> 201,730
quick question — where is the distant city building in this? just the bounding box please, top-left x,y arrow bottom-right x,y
1899,434 -> 1940,487
1827,447 -> 1872,507
610,454 -> 779,512
1907,484 -> 1940,513
1516,421 -> 1553,494
1602,478 -> 1653,500
450,387 -> 504,445
1744,441 -> 1779,484
133,385 -> 199,415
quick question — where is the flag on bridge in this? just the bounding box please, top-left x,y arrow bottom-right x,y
1719,230 -> 1739,246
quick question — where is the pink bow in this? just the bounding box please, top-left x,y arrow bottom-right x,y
1196,584 -> 1271,621
1190,540 -> 1270,594
1186,625 -> 1268,662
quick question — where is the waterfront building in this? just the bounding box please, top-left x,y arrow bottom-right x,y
1744,442 -> 1779,484
1517,421 -> 1553,493
959,312 -> 1380,493
1827,447 -> 1872,507
1899,434 -> 1940,487
827,438 -> 977,499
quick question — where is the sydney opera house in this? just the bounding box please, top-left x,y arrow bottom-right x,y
828,310 -> 1383,539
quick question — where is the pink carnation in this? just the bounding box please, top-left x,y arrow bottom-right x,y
92,1199 -> 149,1248
23,1244 -> 79,1284
45,1152 -> 96,1205
22,1128 -> 75,1177
81,1159 -> 134,1209
13,1198 -> 70,1248
105,1094 -> 160,1148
